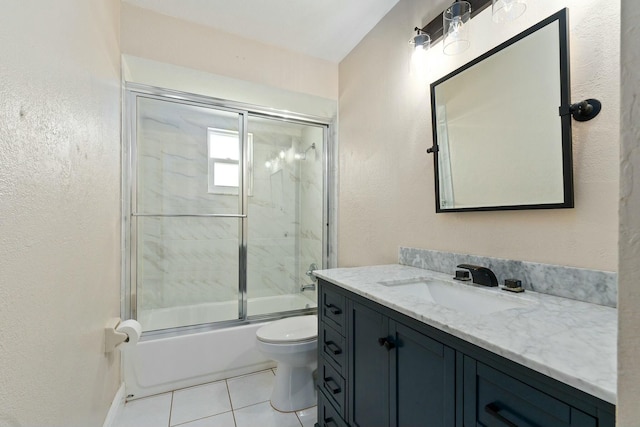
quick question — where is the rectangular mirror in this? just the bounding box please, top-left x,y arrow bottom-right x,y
430,9 -> 573,212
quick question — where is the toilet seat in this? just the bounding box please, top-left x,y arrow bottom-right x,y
256,315 -> 317,344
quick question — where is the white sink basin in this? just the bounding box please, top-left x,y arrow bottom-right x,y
378,278 -> 531,315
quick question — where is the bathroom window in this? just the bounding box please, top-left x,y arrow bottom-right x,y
207,128 -> 253,195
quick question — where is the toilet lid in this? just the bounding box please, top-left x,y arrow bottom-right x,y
257,315 -> 318,343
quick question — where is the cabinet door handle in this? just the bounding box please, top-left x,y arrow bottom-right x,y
378,337 -> 396,350
323,418 -> 338,427
325,341 -> 342,355
324,377 -> 342,395
485,403 -> 520,427
325,304 -> 342,315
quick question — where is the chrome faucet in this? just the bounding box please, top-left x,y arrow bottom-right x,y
301,263 -> 319,292
300,283 -> 316,292
456,264 -> 498,287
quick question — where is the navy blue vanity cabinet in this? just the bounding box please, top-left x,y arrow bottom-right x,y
464,357 -> 598,426
462,353 -> 616,427
320,280 -> 456,427
318,390 -> 348,427
349,300 -> 390,427
316,279 -> 615,427
389,320 -> 456,427
349,300 -> 456,427
318,281 -> 349,427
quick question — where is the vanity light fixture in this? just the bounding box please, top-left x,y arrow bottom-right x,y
409,27 -> 431,73
410,27 -> 431,52
492,0 -> 527,23
410,0 -> 527,58
443,1 -> 471,55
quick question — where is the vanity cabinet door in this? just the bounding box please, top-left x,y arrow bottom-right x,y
464,357 -> 597,427
390,321 -> 456,427
348,301 -> 390,427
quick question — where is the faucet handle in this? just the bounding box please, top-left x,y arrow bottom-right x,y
456,264 -> 498,287
306,263 -> 318,282
454,269 -> 471,281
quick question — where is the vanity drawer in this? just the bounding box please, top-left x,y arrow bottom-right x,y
320,284 -> 346,335
318,390 -> 348,427
320,322 -> 346,375
320,358 -> 346,418
470,362 -> 597,427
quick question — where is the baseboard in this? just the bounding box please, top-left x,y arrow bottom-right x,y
102,382 -> 125,427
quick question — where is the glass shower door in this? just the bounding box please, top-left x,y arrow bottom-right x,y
246,115 -> 325,317
133,96 -> 245,331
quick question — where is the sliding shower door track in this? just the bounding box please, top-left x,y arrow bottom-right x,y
132,213 -> 247,218
139,307 -> 318,341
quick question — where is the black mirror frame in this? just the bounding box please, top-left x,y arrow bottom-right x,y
429,8 -> 574,213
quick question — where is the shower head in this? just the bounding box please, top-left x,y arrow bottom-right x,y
294,143 -> 316,160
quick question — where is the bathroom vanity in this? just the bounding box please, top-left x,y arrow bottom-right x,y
315,265 -> 616,427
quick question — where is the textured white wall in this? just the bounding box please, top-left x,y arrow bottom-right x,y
338,0 -> 620,271
121,3 -> 338,100
123,55 -> 338,119
617,0 -> 640,423
0,1 -> 121,426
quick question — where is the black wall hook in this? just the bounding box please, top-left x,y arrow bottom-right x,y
569,99 -> 602,121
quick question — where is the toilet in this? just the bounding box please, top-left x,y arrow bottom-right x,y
256,315 -> 318,412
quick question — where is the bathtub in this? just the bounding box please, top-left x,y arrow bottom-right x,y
124,294 -> 316,400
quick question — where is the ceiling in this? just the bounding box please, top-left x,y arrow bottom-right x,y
122,0 -> 400,63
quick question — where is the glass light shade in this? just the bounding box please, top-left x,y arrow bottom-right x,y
409,33 -> 430,73
409,33 -> 431,52
443,1 -> 471,55
492,0 -> 526,23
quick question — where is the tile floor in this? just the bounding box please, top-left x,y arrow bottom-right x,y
113,369 -> 317,427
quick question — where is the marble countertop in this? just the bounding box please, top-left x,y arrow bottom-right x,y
314,264 -> 617,404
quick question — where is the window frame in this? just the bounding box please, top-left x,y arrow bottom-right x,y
207,127 -> 253,196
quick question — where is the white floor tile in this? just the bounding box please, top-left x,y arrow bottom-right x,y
113,393 -> 172,427
234,402 -> 302,427
227,370 -> 275,409
174,411 -> 236,427
296,407 -> 317,427
170,381 -> 232,426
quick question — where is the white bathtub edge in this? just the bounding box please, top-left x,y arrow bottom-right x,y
124,322 -> 278,400
102,382 -> 125,427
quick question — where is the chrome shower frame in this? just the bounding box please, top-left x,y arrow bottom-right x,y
121,82 -> 334,338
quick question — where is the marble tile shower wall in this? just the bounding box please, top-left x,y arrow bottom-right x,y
136,114 -> 322,311
247,133 -> 299,299
297,126 -> 324,303
399,247 -> 617,307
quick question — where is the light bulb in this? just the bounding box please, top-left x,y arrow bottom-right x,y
409,32 -> 430,75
